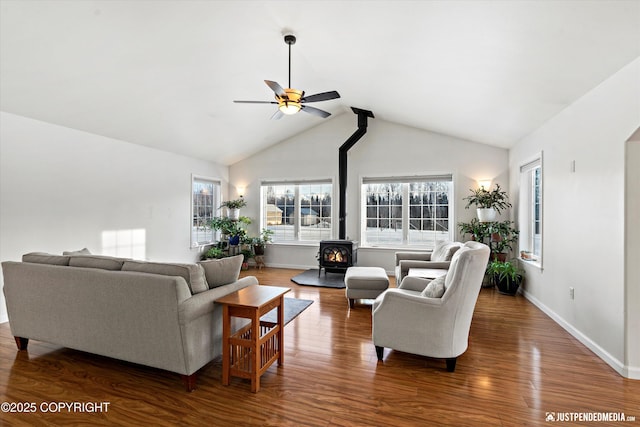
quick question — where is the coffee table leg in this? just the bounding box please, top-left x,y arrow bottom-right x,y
222,305 -> 230,386
251,308 -> 260,393
277,295 -> 285,366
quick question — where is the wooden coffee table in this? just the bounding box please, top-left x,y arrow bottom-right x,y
215,284 -> 290,392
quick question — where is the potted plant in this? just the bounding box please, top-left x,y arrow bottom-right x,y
240,249 -> 254,270
251,228 -> 274,255
488,220 -> 519,262
219,197 -> 247,220
486,260 -> 523,295
209,216 -> 251,246
202,246 -> 226,260
463,183 -> 512,222
458,218 -> 490,242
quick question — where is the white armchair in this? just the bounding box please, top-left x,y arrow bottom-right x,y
394,240 -> 463,283
373,241 -> 490,371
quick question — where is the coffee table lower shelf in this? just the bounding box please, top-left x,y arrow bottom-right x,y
227,320 -> 281,384
216,285 -> 290,393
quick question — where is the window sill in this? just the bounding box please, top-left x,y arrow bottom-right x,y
359,245 -> 433,251
270,241 -> 321,248
519,257 -> 542,270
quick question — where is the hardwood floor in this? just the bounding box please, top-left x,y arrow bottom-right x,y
1,268 -> 638,426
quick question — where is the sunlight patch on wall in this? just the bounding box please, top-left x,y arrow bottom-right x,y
101,229 -> 146,259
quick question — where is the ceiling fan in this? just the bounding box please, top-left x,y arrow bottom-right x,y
234,34 -> 340,119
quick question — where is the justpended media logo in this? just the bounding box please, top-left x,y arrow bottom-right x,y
545,411 -> 635,423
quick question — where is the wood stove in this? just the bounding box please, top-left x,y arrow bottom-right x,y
318,240 -> 357,275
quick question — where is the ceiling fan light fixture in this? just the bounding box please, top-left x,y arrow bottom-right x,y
278,88 -> 303,115
279,102 -> 301,115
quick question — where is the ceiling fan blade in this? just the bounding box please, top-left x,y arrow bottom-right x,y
301,105 -> 331,118
234,100 -> 278,104
264,80 -> 287,98
270,109 -> 284,120
301,91 -> 341,103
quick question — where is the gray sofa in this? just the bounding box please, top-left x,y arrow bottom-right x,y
2,252 -> 257,391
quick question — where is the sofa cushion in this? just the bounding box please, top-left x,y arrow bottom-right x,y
421,275 -> 446,298
22,252 -> 70,266
198,255 -> 243,288
69,255 -> 126,271
431,241 -> 462,262
121,260 -> 208,294
63,247 -> 92,256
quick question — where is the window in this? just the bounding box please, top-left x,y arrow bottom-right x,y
261,180 -> 333,242
519,155 -> 543,266
362,175 -> 453,247
191,175 -> 220,247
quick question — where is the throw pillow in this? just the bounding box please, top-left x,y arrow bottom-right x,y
63,247 -> 92,256
198,255 -> 243,288
421,275 -> 446,298
121,260 -> 208,294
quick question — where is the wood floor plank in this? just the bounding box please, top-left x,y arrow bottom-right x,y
1,267 -> 639,426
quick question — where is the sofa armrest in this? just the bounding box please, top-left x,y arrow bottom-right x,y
178,276 -> 258,324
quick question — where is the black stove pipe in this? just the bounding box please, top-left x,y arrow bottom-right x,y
338,107 -> 374,240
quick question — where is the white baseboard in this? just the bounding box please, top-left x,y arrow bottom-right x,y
522,290 -> 639,380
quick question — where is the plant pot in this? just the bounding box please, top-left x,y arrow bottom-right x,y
241,262 -> 249,271
492,252 -> 507,262
229,235 -> 240,246
495,276 -> 520,295
253,244 -> 265,255
477,208 -> 497,222
228,208 -> 240,220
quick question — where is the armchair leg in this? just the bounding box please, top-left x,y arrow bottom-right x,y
375,346 -> 384,361
446,358 -> 457,372
14,337 -> 29,351
181,374 -> 197,392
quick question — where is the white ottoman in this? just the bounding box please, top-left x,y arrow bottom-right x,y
344,267 -> 390,308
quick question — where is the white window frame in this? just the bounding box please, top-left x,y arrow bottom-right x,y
360,174 -> 454,248
519,153 -> 543,268
190,175 -> 221,248
260,178 -> 334,243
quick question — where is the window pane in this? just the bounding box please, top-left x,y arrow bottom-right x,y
519,159 -> 542,264
192,178 -> 219,246
532,166 -> 542,257
408,181 -> 452,246
261,182 -> 332,242
299,183 -> 332,241
263,185 -> 295,242
364,183 -> 403,244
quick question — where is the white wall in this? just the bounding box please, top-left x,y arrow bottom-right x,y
625,128 -> 640,379
0,112 -> 229,323
508,58 -> 640,378
230,112 -> 509,273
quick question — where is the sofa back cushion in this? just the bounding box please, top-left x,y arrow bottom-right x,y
22,252 -> 70,266
121,260 -> 208,294
69,255 -> 127,271
198,255 -> 243,288
431,241 -> 462,262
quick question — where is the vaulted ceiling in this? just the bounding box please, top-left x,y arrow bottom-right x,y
1,1 -> 639,165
